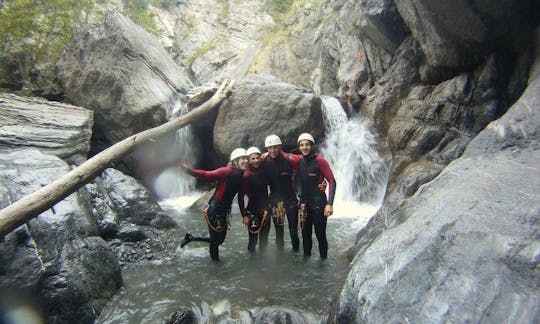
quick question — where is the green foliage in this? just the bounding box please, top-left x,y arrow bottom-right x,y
0,0 -> 94,88
188,42 -> 216,67
150,0 -> 179,10
218,1 -> 230,24
123,0 -> 158,33
266,0 -> 294,18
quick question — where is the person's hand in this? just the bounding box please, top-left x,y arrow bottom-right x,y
261,152 -> 269,159
324,204 -> 333,217
179,161 -> 190,171
318,180 -> 327,192
243,215 -> 250,225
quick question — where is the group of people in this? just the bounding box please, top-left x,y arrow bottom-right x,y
179,133 -> 336,261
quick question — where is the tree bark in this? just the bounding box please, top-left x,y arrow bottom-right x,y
0,79 -> 235,237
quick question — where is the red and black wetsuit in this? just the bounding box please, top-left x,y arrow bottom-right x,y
298,152 -> 336,259
261,151 -> 302,251
239,165 -> 270,252
186,165 -> 244,260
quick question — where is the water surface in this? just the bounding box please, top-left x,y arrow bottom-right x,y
97,199 -> 377,323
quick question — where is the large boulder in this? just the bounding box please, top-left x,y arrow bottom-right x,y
57,11 -> 193,143
92,168 -> 173,227
0,149 -> 121,324
56,12 -> 195,186
0,94 -> 93,164
331,28 -> 540,323
213,74 -> 323,160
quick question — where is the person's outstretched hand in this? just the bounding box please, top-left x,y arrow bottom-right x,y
179,161 -> 190,171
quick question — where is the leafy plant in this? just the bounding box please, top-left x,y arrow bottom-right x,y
122,0 -> 158,33
188,42 -> 216,67
267,0 -> 294,16
0,0 -> 94,89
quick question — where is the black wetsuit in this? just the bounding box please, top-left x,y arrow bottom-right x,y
298,152 -> 336,259
261,152 -> 302,251
240,165 -> 270,252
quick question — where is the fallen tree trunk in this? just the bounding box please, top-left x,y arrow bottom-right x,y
0,79 -> 235,237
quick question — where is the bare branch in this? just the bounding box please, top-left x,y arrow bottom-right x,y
0,79 -> 235,237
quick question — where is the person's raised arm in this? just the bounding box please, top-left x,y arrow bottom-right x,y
180,164 -> 231,181
287,152 -> 303,170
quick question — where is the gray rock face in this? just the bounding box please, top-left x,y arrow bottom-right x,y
56,11 -> 193,144
0,149 -> 121,324
56,12 -> 197,187
78,167 -> 176,239
213,74 -> 323,158
394,0 -> 539,80
0,94 -> 93,164
0,148 -> 173,322
361,36 -> 421,134
170,0 -> 274,84
331,30 -> 540,323
365,42 -> 513,190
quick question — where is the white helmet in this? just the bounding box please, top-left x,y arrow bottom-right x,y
264,134 -> 282,147
229,148 -> 248,161
297,133 -> 315,144
246,146 -> 261,156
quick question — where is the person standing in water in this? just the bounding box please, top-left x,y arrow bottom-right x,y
179,148 -> 248,261
296,133 -> 336,259
260,134 -> 302,252
239,147 -> 271,253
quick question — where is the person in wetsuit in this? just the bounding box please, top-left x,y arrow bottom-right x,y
179,148 -> 248,261
239,147 -> 271,253
260,134 -> 302,251
297,133 -> 336,259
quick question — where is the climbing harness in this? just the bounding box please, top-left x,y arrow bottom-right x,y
246,210 -> 269,234
273,201 -> 286,226
299,202 -> 306,230
201,203 -> 226,233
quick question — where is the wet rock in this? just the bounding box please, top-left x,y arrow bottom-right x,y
108,226 -> 180,266
94,168 -> 166,226
378,50 -> 513,191
0,94 -> 93,164
254,306 -> 321,323
394,0 -> 539,79
150,212 -> 177,229
332,30 -> 540,323
57,12 -> 192,144
0,150 -> 121,324
56,12 -> 194,185
166,307 -> 196,324
116,225 -> 148,242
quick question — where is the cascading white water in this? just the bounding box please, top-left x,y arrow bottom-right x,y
153,99 -> 201,200
319,96 -> 388,207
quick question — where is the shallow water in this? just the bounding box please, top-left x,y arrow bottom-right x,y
96,199 -> 377,323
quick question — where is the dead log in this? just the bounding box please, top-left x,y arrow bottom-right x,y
0,79 -> 235,237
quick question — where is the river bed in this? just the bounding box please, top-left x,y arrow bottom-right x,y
96,197 -> 377,323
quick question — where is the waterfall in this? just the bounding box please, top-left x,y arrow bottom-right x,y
319,96 -> 388,207
97,96 -> 391,324
153,99 -> 201,200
